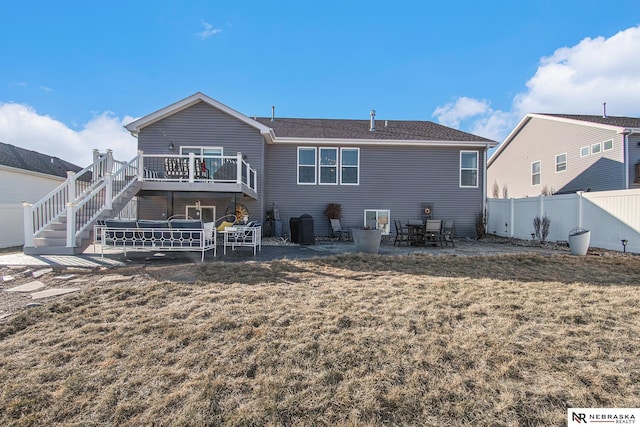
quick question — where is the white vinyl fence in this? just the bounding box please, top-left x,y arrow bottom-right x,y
0,198 -> 138,250
487,189 -> 640,254
0,204 -> 25,249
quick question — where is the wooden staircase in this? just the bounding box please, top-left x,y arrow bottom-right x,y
23,151 -> 142,256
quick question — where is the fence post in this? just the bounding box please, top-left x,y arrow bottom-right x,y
23,202 -> 34,247
539,194 -> 545,219
137,150 -> 144,181
188,152 -> 195,183
66,203 -> 76,247
509,198 -> 514,237
67,171 -> 76,202
577,191 -> 583,229
236,152 -> 243,184
106,149 -> 114,174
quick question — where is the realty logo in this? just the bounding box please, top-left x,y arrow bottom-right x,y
572,412 -> 587,423
568,408 -> 639,425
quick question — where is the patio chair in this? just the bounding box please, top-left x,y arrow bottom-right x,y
330,219 -> 350,241
393,219 -> 409,246
442,219 -> 455,247
423,219 -> 443,248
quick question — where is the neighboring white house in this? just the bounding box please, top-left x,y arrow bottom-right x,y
0,142 -> 81,248
488,113 -> 640,198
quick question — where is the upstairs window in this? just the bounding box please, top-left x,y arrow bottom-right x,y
531,161 -> 541,186
555,153 -> 567,173
460,151 -> 478,187
340,148 -> 359,185
297,147 -> 317,184
319,148 -> 338,185
591,142 -> 601,154
603,139 -> 614,151
580,146 -> 590,157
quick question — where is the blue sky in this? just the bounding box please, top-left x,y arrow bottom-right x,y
1,0 -> 639,165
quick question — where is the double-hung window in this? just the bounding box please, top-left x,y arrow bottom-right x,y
531,161 -> 541,186
340,148 -> 359,185
555,153 -> 567,173
460,151 -> 478,187
297,147 -> 317,184
319,148 -> 338,185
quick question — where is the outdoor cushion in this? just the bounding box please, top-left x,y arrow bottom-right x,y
217,221 -> 234,232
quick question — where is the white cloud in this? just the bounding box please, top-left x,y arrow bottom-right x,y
197,21 -> 223,40
0,102 -> 138,167
432,97 -> 491,128
433,25 -> 640,143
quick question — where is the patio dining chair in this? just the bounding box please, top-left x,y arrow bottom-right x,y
393,219 -> 409,246
424,219 -> 443,248
442,219 -> 455,247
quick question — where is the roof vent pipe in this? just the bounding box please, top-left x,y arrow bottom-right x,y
271,106 -> 275,122
603,102 -> 607,118
370,110 -> 376,131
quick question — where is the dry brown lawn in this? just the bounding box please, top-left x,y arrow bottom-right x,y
1,253 -> 640,426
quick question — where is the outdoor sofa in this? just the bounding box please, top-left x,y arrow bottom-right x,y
100,219 -> 216,261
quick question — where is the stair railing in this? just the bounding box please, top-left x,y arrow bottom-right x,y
66,152 -> 141,247
23,151 -> 114,247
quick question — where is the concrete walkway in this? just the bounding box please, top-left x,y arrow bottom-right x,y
0,238 -> 569,268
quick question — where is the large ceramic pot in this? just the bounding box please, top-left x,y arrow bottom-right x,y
568,229 -> 591,256
351,228 -> 383,254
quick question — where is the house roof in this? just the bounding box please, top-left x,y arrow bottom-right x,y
488,112 -> 640,167
254,117 -> 496,144
537,113 -> 640,129
0,142 -> 82,178
125,92 -> 496,147
125,92 -> 272,136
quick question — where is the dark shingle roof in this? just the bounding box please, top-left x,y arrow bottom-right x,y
0,142 -> 82,178
254,117 -> 495,143
538,114 -> 640,128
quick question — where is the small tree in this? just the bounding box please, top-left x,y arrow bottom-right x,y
502,184 -> 509,199
492,181 -> 500,198
533,215 -> 551,243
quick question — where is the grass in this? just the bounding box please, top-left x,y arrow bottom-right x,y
1,253 -> 640,426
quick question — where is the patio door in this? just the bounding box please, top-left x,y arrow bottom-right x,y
186,205 -> 216,222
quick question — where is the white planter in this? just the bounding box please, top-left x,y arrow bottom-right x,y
352,229 -> 383,254
568,230 -> 591,256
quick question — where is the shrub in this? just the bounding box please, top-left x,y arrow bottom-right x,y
533,215 -> 551,243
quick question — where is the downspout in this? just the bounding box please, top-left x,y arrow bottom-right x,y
624,132 -> 630,189
483,145 -> 488,233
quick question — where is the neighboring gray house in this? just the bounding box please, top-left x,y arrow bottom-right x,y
0,142 -> 81,248
488,113 -> 640,198
124,92 -> 496,238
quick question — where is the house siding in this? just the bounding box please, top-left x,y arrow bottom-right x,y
488,117 -> 624,198
265,143 -> 485,238
0,167 -> 65,204
136,101 -> 266,222
629,134 -> 640,188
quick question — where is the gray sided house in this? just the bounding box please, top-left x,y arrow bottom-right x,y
124,92 -> 497,238
488,113 -> 640,198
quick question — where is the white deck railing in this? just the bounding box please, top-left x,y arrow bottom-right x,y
140,152 -> 257,192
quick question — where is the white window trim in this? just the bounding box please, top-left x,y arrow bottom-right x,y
180,146 -> 224,156
591,142 -> 601,154
531,160 -> 541,186
580,146 -> 590,157
319,147 -> 339,185
297,147 -> 317,185
603,139 -> 614,151
555,153 -> 567,173
364,209 -> 391,235
340,147 -> 360,185
459,150 -> 479,188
